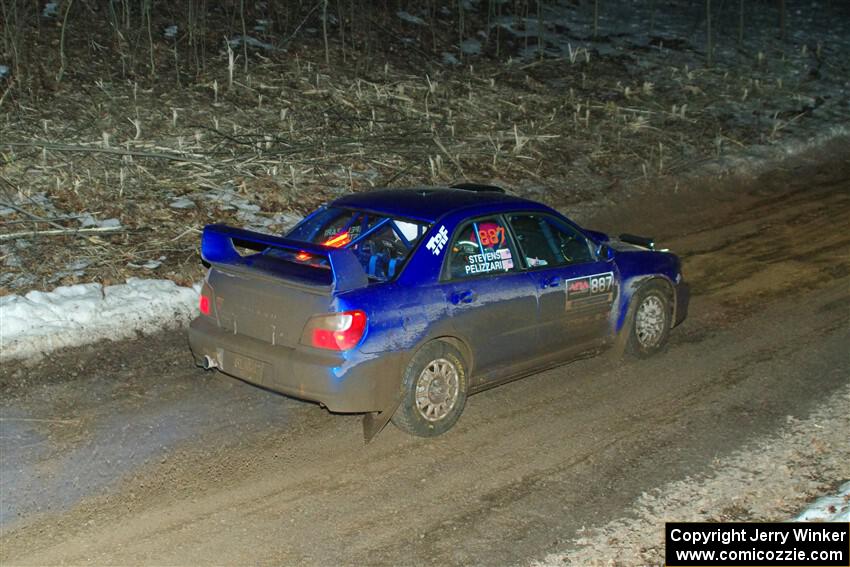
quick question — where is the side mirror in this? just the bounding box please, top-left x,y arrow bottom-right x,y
598,244 -> 615,261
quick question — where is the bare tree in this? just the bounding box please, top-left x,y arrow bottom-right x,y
458,0 -> 465,61
1,0 -> 22,85
537,0 -> 544,59
144,0 -> 156,79
593,0 -> 599,39
322,0 -> 330,64
705,0 -> 713,66
240,0 -> 249,74
337,0 -> 345,61
57,0 -> 75,83
650,0 -> 656,34
738,0 -> 744,46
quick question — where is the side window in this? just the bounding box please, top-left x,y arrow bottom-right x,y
350,220 -> 424,280
446,217 -> 518,279
508,214 -> 594,267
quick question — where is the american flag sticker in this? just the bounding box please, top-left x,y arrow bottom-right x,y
498,248 -> 513,270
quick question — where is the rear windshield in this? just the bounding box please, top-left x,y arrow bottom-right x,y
278,207 -> 430,281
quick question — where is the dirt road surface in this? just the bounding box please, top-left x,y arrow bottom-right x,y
2,145 -> 849,566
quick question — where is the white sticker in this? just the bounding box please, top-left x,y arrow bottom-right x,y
464,248 -> 514,274
426,225 -> 449,256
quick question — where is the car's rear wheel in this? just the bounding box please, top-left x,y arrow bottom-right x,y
391,341 -> 468,437
626,282 -> 672,358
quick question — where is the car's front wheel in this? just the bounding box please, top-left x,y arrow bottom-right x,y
391,341 -> 468,437
626,282 -> 672,357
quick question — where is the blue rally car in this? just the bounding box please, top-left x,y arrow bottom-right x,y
189,184 -> 687,439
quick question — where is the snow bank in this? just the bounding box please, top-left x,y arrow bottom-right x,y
794,482 -> 850,522
0,278 -> 200,361
533,384 -> 850,566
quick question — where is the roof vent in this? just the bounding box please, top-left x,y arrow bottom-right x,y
450,183 -> 506,194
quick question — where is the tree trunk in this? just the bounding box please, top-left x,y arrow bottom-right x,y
322,0 -> 329,64
458,0 -> 465,61
738,0 -> 744,46
706,0 -> 712,66
537,0 -> 544,59
593,0 -> 599,39
240,0 -> 248,75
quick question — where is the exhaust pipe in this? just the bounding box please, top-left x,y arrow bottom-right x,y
202,355 -> 218,370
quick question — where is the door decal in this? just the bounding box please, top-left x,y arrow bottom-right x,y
565,271 -> 615,310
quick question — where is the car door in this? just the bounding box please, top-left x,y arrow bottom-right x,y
440,215 -> 540,383
507,213 -> 618,358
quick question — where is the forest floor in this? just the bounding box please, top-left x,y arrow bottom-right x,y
1,0 -> 849,294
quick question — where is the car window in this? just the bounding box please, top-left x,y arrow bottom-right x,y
508,214 -> 594,267
447,216 -> 518,279
280,207 -> 429,281
347,221 -> 423,280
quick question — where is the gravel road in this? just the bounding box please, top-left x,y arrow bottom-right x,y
2,144 -> 848,566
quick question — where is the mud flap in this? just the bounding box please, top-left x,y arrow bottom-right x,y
605,289 -> 638,363
362,392 -> 403,443
361,357 -> 406,442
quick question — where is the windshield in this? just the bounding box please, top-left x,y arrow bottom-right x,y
278,207 -> 430,281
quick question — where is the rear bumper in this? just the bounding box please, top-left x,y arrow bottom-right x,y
188,317 -> 403,413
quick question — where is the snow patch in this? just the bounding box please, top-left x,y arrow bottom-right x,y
204,185 -> 302,232
0,278 -> 200,361
169,196 -> 196,209
794,482 -> 850,522
442,52 -> 460,66
78,213 -> 121,229
461,39 -> 482,56
227,35 -> 276,51
42,2 -> 58,18
397,11 -> 426,26
532,384 -> 850,566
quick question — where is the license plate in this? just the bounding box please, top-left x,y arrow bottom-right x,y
228,353 -> 266,383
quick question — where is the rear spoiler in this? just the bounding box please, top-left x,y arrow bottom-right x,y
201,224 -> 368,293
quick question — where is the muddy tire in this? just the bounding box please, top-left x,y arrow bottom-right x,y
391,341 -> 468,437
626,282 -> 672,358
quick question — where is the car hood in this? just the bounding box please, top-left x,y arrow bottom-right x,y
606,237 -> 653,252
584,229 -> 655,252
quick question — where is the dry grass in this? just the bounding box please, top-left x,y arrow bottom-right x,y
1,3 -> 848,293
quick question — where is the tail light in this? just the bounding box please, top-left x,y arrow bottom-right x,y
301,310 -> 367,351
199,282 -> 213,316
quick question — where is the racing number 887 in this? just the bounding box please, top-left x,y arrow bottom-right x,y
478,226 -> 506,247
590,274 -> 614,294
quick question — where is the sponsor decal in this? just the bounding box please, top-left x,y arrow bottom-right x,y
565,272 -> 615,309
323,225 -> 362,238
426,225 -> 449,256
567,278 -> 590,295
465,248 -> 514,274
